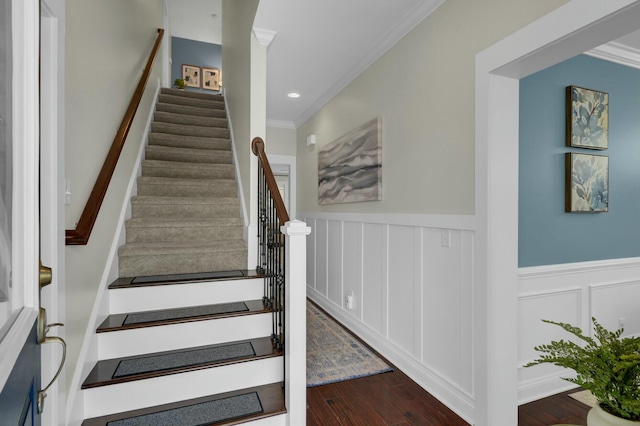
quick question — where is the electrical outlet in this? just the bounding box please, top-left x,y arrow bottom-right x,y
345,291 -> 354,310
441,229 -> 451,248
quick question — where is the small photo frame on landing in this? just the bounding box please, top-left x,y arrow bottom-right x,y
182,64 -> 200,88
202,67 -> 221,91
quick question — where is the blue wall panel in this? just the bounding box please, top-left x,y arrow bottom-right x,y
519,55 -> 640,267
171,37 -> 221,93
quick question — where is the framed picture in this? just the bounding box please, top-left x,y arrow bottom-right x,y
202,67 -> 221,91
566,85 -> 608,149
318,117 -> 382,205
181,64 -> 200,88
565,152 -> 608,212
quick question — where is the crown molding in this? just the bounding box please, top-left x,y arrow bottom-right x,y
266,119 -> 296,129
253,28 -> 277,46
293,0 -> 446,127
585,41 -> 640,70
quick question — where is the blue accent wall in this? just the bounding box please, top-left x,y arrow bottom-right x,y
171,37 -> 221,93
519,55 -> 640,267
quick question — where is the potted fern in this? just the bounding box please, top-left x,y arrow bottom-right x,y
526,318 -> 640,425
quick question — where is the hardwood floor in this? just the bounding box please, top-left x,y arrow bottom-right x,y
307,302 -> 591,425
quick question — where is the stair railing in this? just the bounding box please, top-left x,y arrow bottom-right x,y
251,137 -> 289,352
65,28 -> 165,245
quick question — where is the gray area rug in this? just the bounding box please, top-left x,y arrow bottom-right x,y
307,301 -> 392,387
123,302 -> 248,325
113,342 -> 255,378
131,270 -> 244,284
106,392 -> 263,426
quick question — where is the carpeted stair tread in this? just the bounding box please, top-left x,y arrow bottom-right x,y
80,383 -> 286,426
150,122 -> 230,139
157,93 -> 225,110
141,160 -> 235,180
126,217 -> 243,228
119,240 -> 247,257
156,102 -> 226,119
131,195 -> 240,205
145,144 -> 232,164
118,240 -> 248,276
81,337 -> 278,389
153,111 -> 228,129
161,87 -> 224,102
97,299 -> 266,332
148,133 -> 231,151
130,196 -> 241,219
137,176 -> 237,188
125,217 -> 243,243
136,177 -> 237,197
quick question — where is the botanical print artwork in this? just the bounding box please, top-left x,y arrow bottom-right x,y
318,117 -> 381,205
202,67 -> 221,91
566,153 -> 608,212
567,86 -> 608,149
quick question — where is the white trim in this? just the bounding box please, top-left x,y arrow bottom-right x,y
252,28 -> 277,47
65,82 -> 161,426
586,41 -> 640,70
266,119 -> 295,129
223,88 -> 249,229
0,0 -> 40,393
162,0 -> 170,88
476,1 -> 640,424
292,0 -> 446,128
299,211 -> 475,230
268,154 -> 296,220
519,256 -> 640,279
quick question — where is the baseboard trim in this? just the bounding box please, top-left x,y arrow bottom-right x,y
307,287 -> 474,424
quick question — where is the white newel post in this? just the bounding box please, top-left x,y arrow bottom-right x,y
281,220 -> 311,426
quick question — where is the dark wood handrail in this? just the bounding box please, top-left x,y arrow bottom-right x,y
251,137 -> 290,225
66,28 -> 165,245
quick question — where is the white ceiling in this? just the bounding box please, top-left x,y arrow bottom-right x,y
169,1 -> 640,129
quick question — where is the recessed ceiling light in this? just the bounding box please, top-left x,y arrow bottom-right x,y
287,92 -> 301,99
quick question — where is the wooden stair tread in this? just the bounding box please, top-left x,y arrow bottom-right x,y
109,270 -> 262,289
97,299 -> 268,332
82,337 -> 280,389
81,382 -> 285,426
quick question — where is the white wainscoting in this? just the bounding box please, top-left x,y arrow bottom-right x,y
517,257 -> 640,404
301,211 -> 476,423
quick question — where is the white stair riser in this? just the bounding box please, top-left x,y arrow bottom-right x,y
82,357 -> 283,418
98,314 -> 273,359
109,278 -> 264,313
246,414 -> 286,426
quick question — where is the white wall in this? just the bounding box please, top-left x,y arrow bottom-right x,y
266,126 -> 296,156
221,0 -> 259,236
64,0 -> 163,391
302,211 -> 476,423
168,0 -> 221,45
518,258 -> 640,403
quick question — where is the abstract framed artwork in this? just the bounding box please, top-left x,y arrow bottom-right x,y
318,117 -> 382,205
565,152 -> 608,212
566,85 -> 608,150
202,67 -> 221,91
181,64 -> 200,88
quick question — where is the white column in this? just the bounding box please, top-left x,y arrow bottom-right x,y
281,220 -> 311,426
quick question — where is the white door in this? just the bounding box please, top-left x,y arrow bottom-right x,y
0,0 -> 44,424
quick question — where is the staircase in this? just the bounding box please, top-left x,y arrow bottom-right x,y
79,89 -> 287,426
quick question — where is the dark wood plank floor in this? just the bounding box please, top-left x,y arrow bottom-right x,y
307,302 -> 591,425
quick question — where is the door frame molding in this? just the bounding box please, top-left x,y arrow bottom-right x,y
474,0 -> 640,424
0,0 -> 40,391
